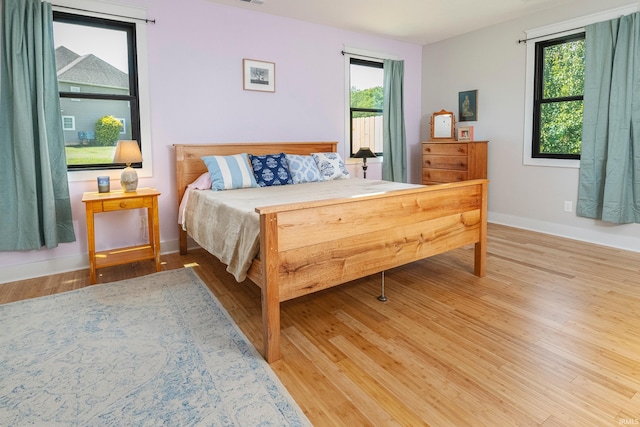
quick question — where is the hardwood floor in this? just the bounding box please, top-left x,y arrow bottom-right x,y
2,223 -> 639,426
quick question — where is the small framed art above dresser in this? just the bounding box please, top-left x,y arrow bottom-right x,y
421,140 -> 488,185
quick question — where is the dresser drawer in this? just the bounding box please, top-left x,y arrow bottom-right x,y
422,143 -> 468,156
423,155 -> 468,171
422,169 -> 468,184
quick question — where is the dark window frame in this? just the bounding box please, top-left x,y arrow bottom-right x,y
349,58 -> 383,158
54,11 -> 141,171
532,32 -> 585,160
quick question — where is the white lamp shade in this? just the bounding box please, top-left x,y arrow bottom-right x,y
113,140 -> 142,192
113,140 -> 142,165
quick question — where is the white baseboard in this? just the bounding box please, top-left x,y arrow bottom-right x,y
0,239 -> 182,285
488,212 -> 640,253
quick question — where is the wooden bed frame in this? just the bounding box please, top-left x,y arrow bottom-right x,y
174,142 -> 488,362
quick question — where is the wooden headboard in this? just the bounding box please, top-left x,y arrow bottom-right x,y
173,141 -> 338,252
173,141 -> 338,205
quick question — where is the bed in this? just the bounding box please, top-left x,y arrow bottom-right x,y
174,141 -> 488,362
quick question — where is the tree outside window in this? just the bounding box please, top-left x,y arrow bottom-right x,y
533,33 -> 585,159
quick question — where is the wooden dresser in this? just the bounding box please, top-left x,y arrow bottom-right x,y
421,140 -> 488,184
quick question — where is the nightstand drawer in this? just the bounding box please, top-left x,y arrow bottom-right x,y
102,197 -> 146,211
423,155 -> 468,170
423,169 -> 468,183
422,143 -> 468,156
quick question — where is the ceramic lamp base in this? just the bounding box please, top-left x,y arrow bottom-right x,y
120,166 -> 139,192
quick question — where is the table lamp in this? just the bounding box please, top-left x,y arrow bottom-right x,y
353,147 -> 377,179
113,140 -> 142,192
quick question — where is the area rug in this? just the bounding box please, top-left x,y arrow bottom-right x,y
0,268 -> 311,426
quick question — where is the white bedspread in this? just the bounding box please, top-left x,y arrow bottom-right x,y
183,178 -> 422,282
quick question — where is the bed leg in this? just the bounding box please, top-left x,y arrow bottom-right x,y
179,228 -> 188,255
377,271 -> 388,302
261,212 -> 282,363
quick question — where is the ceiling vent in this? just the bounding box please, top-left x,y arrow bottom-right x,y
239,0 -> 264,4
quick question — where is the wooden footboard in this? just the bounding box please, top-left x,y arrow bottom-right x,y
256,179 -> 488,362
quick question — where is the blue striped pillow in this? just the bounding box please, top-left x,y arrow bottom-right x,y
202,153 -> 258,191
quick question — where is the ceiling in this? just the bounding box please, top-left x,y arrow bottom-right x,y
206,0 -> 575,45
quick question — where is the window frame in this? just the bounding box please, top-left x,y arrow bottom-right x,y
343,47 -> 397,165
54,11 -> 141,172
349,58 -> 383,158
531,32 -> 585,161
52,0 -> 153,183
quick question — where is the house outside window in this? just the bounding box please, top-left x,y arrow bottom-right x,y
532,33 -> 585,160
53,11 -> 141,170
349,58 -> 383,157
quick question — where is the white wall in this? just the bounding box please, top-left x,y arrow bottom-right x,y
422,0 -> 640,252
0,0 -> 422,283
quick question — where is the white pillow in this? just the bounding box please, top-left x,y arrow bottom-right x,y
311,152 -> 350,180
286,154 -> 323,184
201,153 -> 258,191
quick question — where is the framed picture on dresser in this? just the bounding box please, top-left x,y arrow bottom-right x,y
457,126 -> 474,141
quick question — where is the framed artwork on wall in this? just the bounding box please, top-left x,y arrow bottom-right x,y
243,58 -> 276,92
458,90 -> 477,122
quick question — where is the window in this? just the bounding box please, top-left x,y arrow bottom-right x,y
532,34 -> 585,160
116,118 -> 127,134
349,58 -> 383,157
53,12 -> 140,170
62,116 -> 75,131
70,86 -> 80,102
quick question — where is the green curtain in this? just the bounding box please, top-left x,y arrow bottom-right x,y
577,13 -> 640,224
382,59 -> 407,182
0,0 -> 76,250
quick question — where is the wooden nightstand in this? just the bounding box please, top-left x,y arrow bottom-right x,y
82,188 -> 161,284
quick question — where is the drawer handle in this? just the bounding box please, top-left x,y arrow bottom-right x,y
425,148 -> 431,152
457,147 -> 464,153
426,160 -> 431,165
459,162 -> 465,167
120,201 -> 127,208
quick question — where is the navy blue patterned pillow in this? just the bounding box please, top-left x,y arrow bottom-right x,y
249,152 -> 293,187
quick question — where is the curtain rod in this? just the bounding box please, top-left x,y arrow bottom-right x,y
341,50 -> 385,61
517,26 -> 585,44
51,4 -> 156,24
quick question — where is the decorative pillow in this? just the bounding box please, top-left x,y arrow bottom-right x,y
249,152 -> 293,187
311,152 -> 350,180
201,153 -> 258,191
286,154 -> 323,184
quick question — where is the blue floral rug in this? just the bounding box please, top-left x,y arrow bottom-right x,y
0,268 -> 311,426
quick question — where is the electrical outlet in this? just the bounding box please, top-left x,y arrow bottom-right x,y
564,201 -> 573,212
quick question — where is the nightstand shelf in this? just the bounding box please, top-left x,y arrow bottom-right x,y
82,188 -> 161,284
